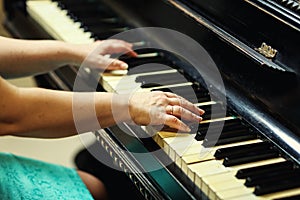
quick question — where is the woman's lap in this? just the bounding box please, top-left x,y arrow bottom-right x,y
0,152 -> 94,200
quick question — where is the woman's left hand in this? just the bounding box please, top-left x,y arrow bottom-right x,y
73,39 -> 137,71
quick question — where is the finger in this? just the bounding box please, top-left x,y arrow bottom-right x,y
167,96 -> 204,116
180,99 -> 205,116
106,41 -> 138,57
169,105 -> 202,122
164,115 -> 191,132
105,58 -> 128,70
120,43 -> 138,57
166,105 -> 173,115
164,92 -> 179,98
126,50 -> 138,57
111,46 -> 138,58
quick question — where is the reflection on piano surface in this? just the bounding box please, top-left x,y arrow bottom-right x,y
3,0 -> 300,199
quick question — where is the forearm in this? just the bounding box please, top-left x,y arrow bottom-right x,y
0,36 -> 81,78
0,81 -> 127,138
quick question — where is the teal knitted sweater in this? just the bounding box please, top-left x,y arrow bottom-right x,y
0,152 -> 93,200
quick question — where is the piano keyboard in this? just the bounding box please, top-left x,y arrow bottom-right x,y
26,0 -> 94,43
26,0 -> 300,199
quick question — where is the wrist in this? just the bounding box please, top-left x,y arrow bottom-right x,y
62,43 -> 86,66
112,93 -> 132,123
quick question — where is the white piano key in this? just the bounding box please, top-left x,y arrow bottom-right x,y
27,0 -> 94,44
166,135 -> 199,162
152,130 -> 180,149
181,139 -> 261,164
192,158 -> 285,199
228,187 -> 300,200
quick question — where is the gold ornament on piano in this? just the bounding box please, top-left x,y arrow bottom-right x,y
255,42 -> 278,59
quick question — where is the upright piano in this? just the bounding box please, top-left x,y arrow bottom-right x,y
3,0 -> 300,199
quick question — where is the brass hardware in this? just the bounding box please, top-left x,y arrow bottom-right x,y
255,42 -> 277,59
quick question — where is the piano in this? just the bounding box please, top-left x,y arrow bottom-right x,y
3,0 -> 300,199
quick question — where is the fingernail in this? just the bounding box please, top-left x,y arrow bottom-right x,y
199,109 -> 205,115
183,125 -> 191,132
133,52 -> 138,57
186,127 -> 191,132
121,63 -> 128,69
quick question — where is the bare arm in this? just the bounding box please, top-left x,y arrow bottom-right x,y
0,77 -> 203,138
0,76 -> 129,138
0,36 -> 203,138
0,36 -> 136,78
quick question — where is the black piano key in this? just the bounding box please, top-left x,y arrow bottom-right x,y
69,9 -> 116,19
201,111 -> 225,120
87,26 -> 129,34
204,120 -> 245,134
254,174 -> 300,195
245,169 -> 300,187
222,148 -> 279,167
195,131 -> 213,141
218,121 -> 245,131
129,48 -> 163,55
62,3 -> 116,18
72,14 -> 122,24
199,103 -> 226,119
236,160 -> 294,179
68,13 -> 115,24
80,22 -> 128,31
195,94 -> 211,104
195,118 -> 242,140
63,3 -> 110,12
124,53 -> 168,66
214,142 -> 272,159
201,124 -> 249,141
161,84 -> 207,96
197,118 -> 242,131
88,17 -> 122,24
58,0 -> 97,3
128,64 -> 171,75
199,105 -> 212,115
203,133 -> 257,147
56,1 -> 82,8
91,28 -> 130,39
63,4 -> 107,11
217,128 -> 250,139
178,88 -> 209,100
57,1 -> 118,22
136,71 -> 180,83
136,72 -> 188,88
194,132 -> 206,141
56,0 -> 94,6
120,48 -> 167,61
198,124 -> 247,140
151,84 -> 208,103
125,55 -> 171,70
275,194 -> 300,200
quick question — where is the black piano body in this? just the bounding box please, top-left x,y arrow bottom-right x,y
3,0 -> 300,199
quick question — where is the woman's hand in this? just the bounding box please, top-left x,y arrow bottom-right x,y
0,37 -> 137,78
128,91 -> 204,132
73,39 -> 137,71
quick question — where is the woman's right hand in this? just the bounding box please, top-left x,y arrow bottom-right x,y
128,91 -> 204,132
